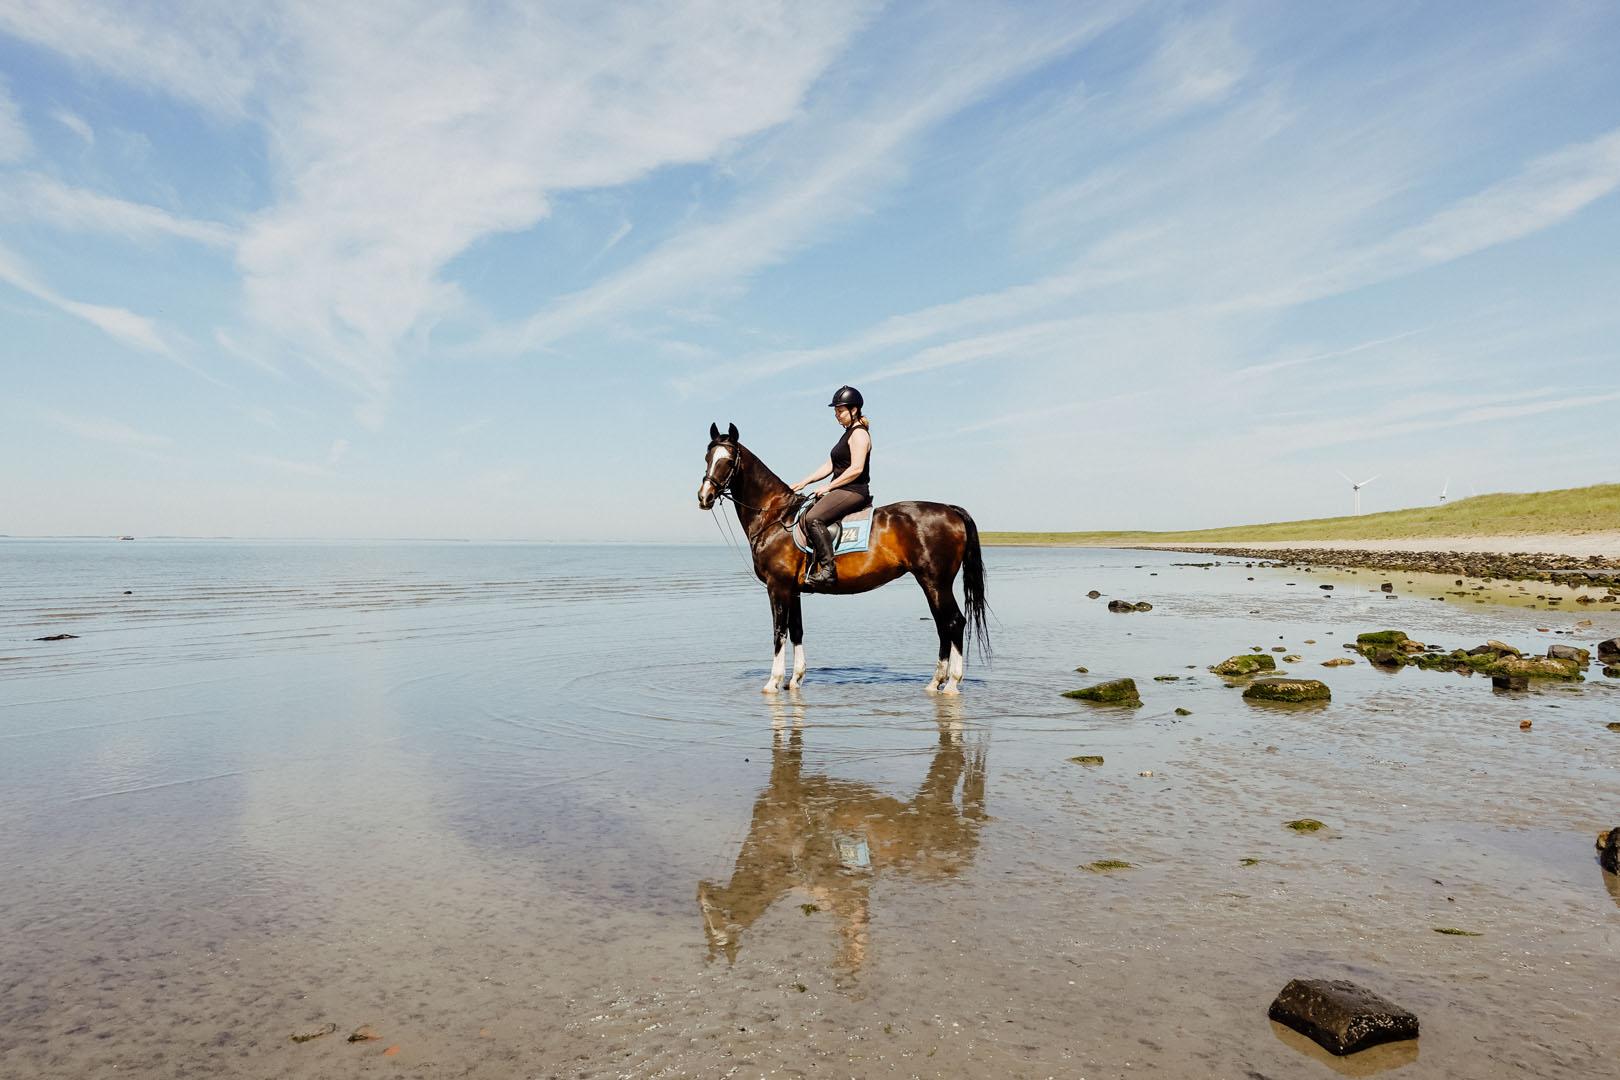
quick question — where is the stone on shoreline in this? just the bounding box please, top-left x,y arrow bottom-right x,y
1107,599 -> 1134,612
1062,678 -> 1141,705
1490,655 -> 1581,680
1356,630 -> 1408,646
34,633 -> 78,641
1069,755 -> 1105,766
1211,654 -> 1276,676
1604,666 -> 1620,679
1492,674 -> 1528,691
1285,818 -> 1326,832
1321,657 -> 1354,667
291,1023 -> 338,1044
1268,978 -> 1419,1056
1547,644 -> 1590,667
1087,590 -> 1102,599
1597,637 -> 1620,664
1244,678 -> 1331,703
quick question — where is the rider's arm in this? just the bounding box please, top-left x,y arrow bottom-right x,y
791,459 -> 834,492
824,429 -> 870,491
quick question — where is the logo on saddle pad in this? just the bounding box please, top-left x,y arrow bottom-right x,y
790,501 -> 875,556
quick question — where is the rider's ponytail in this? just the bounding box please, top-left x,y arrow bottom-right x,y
852,411 -> 870,430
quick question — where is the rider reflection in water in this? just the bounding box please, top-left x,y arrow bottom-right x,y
697,702 -> 986,970
791,385 -> 872,588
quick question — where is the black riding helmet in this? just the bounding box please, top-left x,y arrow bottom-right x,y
828,385 -> 863,410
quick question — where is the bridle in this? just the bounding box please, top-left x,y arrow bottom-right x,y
701,442 -> 802,543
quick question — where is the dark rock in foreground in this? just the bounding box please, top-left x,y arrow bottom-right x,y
1491,674 -> 1529,691
1604,666 -> 1620,679
1244,678 -> 1331,703
1598,637 -> 1620,664
1061,678 -> 1141,705
1106,599 -> 1153,612
1599,828 -> 1619,875
34,633 -> 78,641
1268,978 -> 1419,1056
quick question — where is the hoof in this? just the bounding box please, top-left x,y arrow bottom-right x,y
940,681 -> 961,696
761,681 -> 781,694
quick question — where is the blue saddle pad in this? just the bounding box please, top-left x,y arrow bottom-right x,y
790,499 -> 874,555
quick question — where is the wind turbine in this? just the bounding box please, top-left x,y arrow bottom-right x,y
1439,477 -> 1449,503
1337,471 -> 1379,515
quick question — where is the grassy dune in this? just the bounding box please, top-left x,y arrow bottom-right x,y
983,483 -> 1620,546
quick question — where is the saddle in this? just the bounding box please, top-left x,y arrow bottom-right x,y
789,498 -> 875,556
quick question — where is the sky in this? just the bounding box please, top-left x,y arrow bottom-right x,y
3,0 -> 1619,540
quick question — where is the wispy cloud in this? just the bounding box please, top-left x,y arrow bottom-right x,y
51,107 -> 94,145
232,1 -> 872,416
42,407 -> 171,447
0,76 -> 29,161
488,4 -> 1133,355
0,0 -> 267,116
0,173 -> 235,245
0,240 -> 169,353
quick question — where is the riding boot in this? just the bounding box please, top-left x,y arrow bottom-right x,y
804,518 -> 837,587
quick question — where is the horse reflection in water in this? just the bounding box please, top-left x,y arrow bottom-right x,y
698,700 -> 987,970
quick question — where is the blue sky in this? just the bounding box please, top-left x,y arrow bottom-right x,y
3,1 -> 1618,540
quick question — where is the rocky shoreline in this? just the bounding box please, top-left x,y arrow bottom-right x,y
1152,545 -> 1620,588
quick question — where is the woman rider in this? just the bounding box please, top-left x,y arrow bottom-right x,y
790,385 -> 872,587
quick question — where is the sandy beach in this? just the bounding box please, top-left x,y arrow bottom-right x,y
1136,532 -> 1620,559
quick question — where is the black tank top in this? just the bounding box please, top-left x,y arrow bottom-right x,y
829,425 -> 871,494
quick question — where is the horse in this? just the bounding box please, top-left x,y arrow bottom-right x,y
697,700 -> 987,968
697,422 -> 989,694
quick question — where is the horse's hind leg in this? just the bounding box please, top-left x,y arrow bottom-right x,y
919,575 -> 965,694
788,592 -> 806,689
763,587 -> 790,694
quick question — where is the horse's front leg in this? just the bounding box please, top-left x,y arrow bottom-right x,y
762,587 -> 790,694
788,591 -> 806,689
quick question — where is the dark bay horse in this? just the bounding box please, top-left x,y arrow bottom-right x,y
696,423 -> 988,693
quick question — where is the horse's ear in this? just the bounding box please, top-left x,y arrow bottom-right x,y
727,423 -> 739,442
709,422 -> 720,441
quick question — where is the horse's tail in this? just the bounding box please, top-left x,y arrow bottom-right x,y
950,505 -> 991,662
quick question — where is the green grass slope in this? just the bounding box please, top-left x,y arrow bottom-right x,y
983,483 -> 1620,546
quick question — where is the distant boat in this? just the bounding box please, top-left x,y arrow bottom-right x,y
118,535 -> 135,541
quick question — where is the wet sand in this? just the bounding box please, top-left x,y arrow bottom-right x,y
2,541 -> 1617,1078
1139,532 -> 1620,558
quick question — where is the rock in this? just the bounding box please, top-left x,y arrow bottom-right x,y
1598,828 -> 1619,875
1267,978 -> 1419,1056
1074,666 -> 1089,674
1380,582 -> 1394,592
1107,600 -> 1134,612
1133,601 -> 1153,612
1174,707 -> 1191,716
1356,630 -> 1408,646
290,1023 -> 338,1044
1083,859 -> 1133,872
1597,638 -> 1620,663
1605,667 -> 1620,679
1087,590 -> 1102,599
1319,584 -> 1334,590
1211,654 -> 1276,677
1491,674 -> 1528,691
1244,678 -> 1331,703
1152,674 -> 1179,681
1282,654 -> 1302,663
1490,655 -> 1581,680
1547,644 -> 1590,666
1364,647 -> 1405,670
1270,646 -> 1287,652
1285,818 -> 1326,832
1061,678 -> 1141,705
1519,719 -> 1532,730
1321,657 -> 1355,667
348,1025 -> 382,1043
1069,755 -> 1105,766
34,633 -> 79,641
1607,721 -> 1620,731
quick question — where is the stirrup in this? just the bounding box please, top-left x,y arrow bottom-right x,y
806,559 -> 836,585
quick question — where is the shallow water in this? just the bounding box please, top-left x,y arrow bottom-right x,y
2,540 -> 1617,1079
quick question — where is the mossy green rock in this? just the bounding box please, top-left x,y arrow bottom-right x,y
1211,654 -> 1276,676
1062,678 -> 1141,705
1285,818 -> 1326,832
1603,666 -> 1620,679
1083,859 -> 1133,872
1244,678 -> 1331,703
1487,655 -> 1581,680
1069,755 -> 1105,766
1356,630 -> 1409,646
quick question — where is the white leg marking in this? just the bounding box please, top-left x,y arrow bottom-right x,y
942,644 -> 964,695
926,657 -> 948,694
790,644 -> 806,688
763,642 -> 786,694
